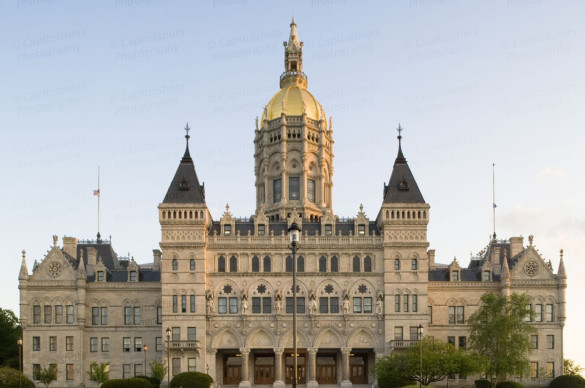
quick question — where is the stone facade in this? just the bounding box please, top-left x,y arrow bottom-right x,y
19,20 -> 565,388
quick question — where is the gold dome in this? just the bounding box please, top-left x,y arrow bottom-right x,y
261,86 -> 325,122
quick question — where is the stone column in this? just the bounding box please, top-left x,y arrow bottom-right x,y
207,349 -> 217,388
340,347 -> 352,388
307,347 -> 318,388
239,348 -> 251,388
273,347 -> 284,388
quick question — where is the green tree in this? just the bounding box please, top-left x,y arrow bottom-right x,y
36,365 -> 56,388
468,292 -> 536,386
0,308 -> 22,368
88,362 -> 110,387
374,337 -> 480,387
565,359 -> 584,376
149,360 -> 167,382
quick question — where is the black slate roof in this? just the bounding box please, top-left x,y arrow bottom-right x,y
383,139 -> 425,204
163,138 -> 205,204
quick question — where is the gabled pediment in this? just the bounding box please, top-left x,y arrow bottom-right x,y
510,246 -> 556,280
31,244 -> 76,282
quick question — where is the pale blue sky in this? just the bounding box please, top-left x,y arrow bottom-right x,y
2,0 -> 584,365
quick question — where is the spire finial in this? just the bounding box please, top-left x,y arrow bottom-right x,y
560,249 -> 564,259
397,123 -> 403,141
291,16 -> 296,26
22,249 -> 26,260
185,122 -> 191,141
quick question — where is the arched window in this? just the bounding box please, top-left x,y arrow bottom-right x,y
190,258 -> 195,271
353,256 -> 361,272
394,258 -> 400,270
331,256 -> 339,272
218,256 -> 226,272
263,256 -> 271,273
229,256 -> 238,272
297,256 -> 305,272
319,256 -> 327,272
252,256 -> 260,273
286,256 -> 293,272
364,256 -> 372,272
172,257 -> 178,271
412,259 -> 418,270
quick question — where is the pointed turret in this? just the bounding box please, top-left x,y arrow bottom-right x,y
501,255 -> 510,280
280,18 -> 307,89
558,249 -> 566,279
19,250 -> 29,281
77,253 -> 86,279
383,125 -> 425,204
163,124 -> 206,204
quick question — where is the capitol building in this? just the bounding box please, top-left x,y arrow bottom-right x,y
19,20 -> 566,388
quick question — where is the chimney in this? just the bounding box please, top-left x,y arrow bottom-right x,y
85,247 -> 97,276
509,236 -> 524,259
62,236 -> 78,258
490,246 -> 501,266
153,249 -> 162,270
427,249 -> 435,268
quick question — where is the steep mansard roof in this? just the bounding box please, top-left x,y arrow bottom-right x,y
163,131 -> 205,204
383,134 -> 425,204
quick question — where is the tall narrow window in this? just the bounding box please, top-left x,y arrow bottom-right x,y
394,258 -> 400,270
531,335 -> 538,349
172,296 -> 178,313
364,256 -> 372,272
218,256 -> 226,272
54,305 -> 63,324
258,224 -> 266,236
101,307 -> 108,325
325,224 -> 332,236
403,295 -> 409,312
331,256 -> 339,272
307,179 -> 316,203
133,307 -> 141,324
44,305 -> 52,324
448,306 -> 456,324
229,256 -> 238,272
157,306 -> 163,323
66,305 -> 74,324
190,259 -> 195,271
263,256 -> 271,272
358,224 -> 366,236
286,256 -> 293,272
353,256 -> 361,272
218,298 -> 227,314
224,225 -> 231,236
457,306 -> 464,324
172,258 -> 178,271
252,256 -> 260,272
33,305 -> 41,324
319,256 -> 327,272
451,271 -> 459,281
534,304 -> 543,322
395,295 -> 400,312
190,295 -> 195,313
182,295 -> 187,313
411,259 -> 418,270
297,256 -> 305,272
289,176 -> 300,200
483,270 -> 490,281
394,327 -> 403,340
229,297 -> 238,314
412,295 -> 418,312
273,179 -> 282,203
545,304 -> 554,322
353,298 -> 362,313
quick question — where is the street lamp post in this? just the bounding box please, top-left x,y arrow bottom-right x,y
166,327 -> 171,388
17,337 -> 22,388
143,344 -> 148,376
418,324 -> 424,388
288,221 -> 301,388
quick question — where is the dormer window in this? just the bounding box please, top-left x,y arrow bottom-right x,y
129,271 -> 137,282
483,270 -> 490,281
325,224 -> 332,236
258,224 -> 265,236
224,225 -> 231,236
358,224 -> 366,236
451,270 -> 459,281
97,271 -> 104,282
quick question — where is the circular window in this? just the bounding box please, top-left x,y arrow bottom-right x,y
48,262 -> 62,277
524,261 -> 538,277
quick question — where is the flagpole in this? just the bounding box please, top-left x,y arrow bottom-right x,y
97,166 -> 101,242
492,163 -> 496,241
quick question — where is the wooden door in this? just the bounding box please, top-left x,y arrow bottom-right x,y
254,355 -> 275,384
317,354 -> 337,384
350,354 -> 368,384
224,356 -> 242,385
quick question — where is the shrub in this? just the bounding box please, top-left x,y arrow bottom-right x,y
170,371 -> 213,388
475,380 -> 491,388
0,367 -> 36,388
495,382 -> 524,388
101,377 -> 153,388
136,375 -> 161,388
549,374 -> 585,388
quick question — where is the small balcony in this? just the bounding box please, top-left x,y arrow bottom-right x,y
389,339 -> 419,349
169,340 -> 201,353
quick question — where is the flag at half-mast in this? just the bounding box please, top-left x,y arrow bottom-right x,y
93,189 -> 100,197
